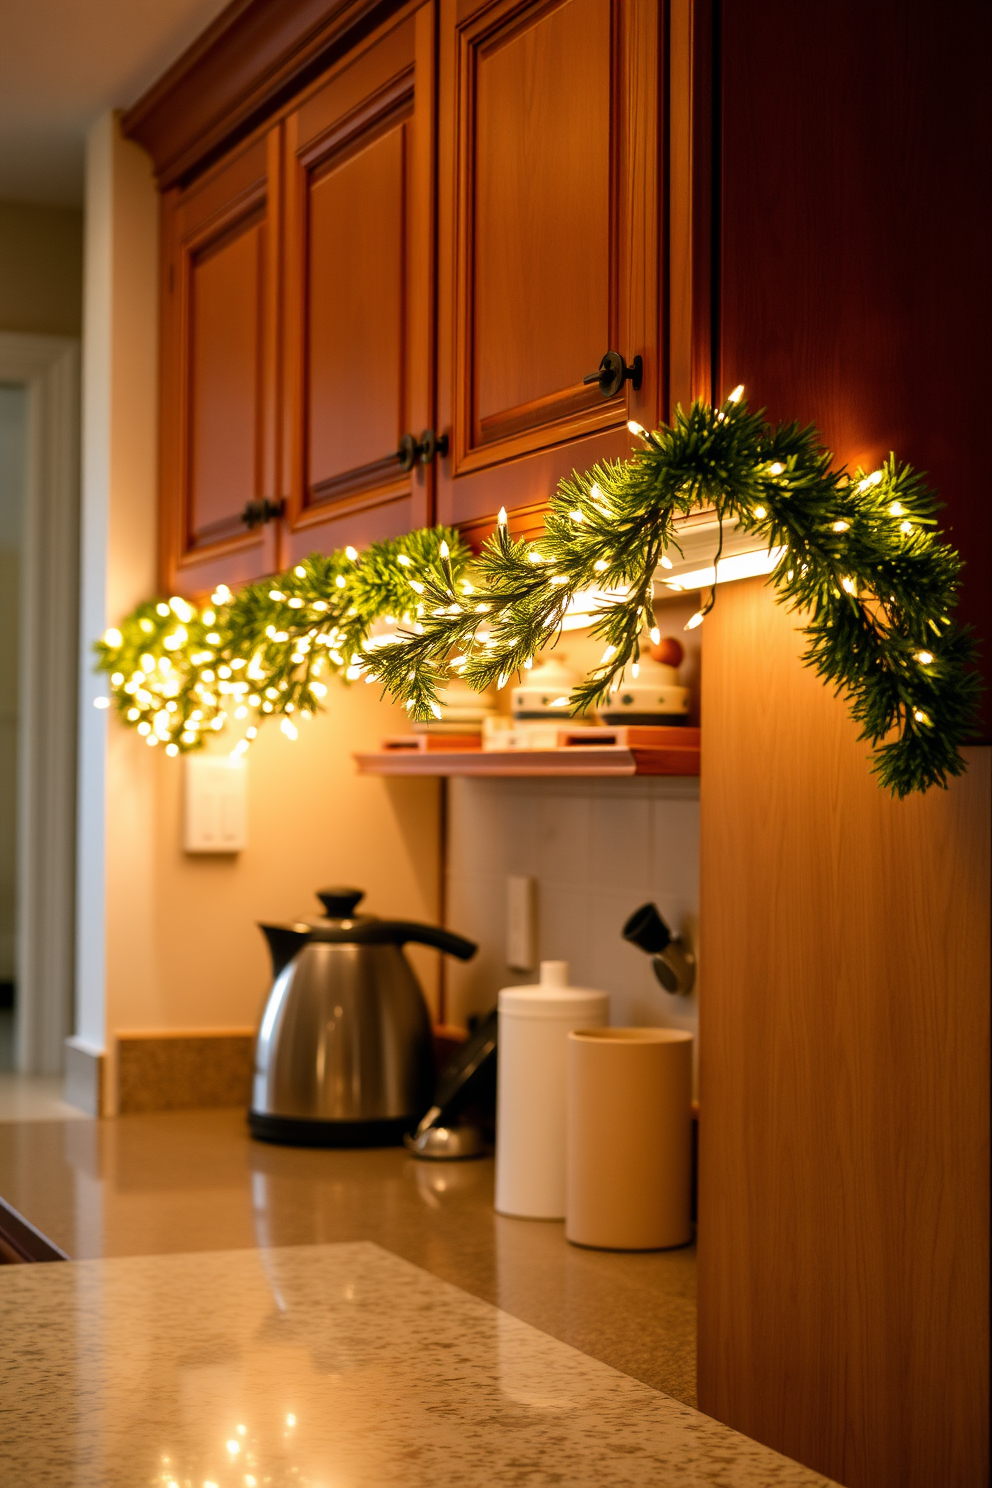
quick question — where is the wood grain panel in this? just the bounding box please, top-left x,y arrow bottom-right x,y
189,218 -> 264,542
718,0 -> 992,735
282,3 -> 434,556
698,576 -> 990,1488
474,0 -> 611,426
159,128 -> 281,596
436,0 -> 661,528
307,125 -> 406,485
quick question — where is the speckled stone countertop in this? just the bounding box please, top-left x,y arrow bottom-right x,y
0,1240 -> 837,1488
0,1108 -> 697,1406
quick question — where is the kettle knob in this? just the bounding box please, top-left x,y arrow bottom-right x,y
317,887 -> 365,919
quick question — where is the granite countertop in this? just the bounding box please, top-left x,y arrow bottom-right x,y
0,1109 -> 840,1487
1,1239 -> 836,1488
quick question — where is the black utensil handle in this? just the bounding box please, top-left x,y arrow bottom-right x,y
622,901 -> 672,955
394,923 -> 477,960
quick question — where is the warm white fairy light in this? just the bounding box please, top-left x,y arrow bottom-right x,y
497,506 -> 508,527
649,626 -> 661,644
916,650 -> 934,665
857,470 -> 883,492
685,611 -> 705,631
768,462 -> 785,475
728,384 -> 744,403
900,520 -> 913,534
832,520 -> 850,533
93,695 -> 110,709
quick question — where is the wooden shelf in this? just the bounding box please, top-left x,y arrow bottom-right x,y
354,726 -> 699,778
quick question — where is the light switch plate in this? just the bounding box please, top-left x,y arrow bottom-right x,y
183,755 -> 248,853
506,874 -> 537,971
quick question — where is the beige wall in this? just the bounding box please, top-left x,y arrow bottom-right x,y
77,114 -> 440,1112
0,201 -> 83,336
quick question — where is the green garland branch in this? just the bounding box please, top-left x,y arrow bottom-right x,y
95,394 -> 980,796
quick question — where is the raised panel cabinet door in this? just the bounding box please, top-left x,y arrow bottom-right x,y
160,129 -> 281,596
436,0 -> 662,542
282,2 -> 436,560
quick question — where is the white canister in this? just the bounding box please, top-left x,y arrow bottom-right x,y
495,961 -> 609,1219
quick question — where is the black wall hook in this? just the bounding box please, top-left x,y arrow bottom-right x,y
583,350 -> 643,399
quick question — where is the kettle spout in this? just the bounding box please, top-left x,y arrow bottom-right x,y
259,923 -> 311,980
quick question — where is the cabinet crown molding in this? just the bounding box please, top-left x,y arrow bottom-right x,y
122,0 -> 405,188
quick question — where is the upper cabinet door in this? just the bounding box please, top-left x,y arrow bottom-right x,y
160,130 -> 281,596
436,0 -> 661,540
282,3 -> 436,561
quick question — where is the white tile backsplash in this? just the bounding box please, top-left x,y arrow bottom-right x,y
445,776 -> 700,1057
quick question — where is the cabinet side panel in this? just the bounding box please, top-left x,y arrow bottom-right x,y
698,577 -> 990,1488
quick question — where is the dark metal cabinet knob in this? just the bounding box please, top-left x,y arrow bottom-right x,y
240,497 -> 285,529
417,429 -> 449,465
397,433 -> 419,472
583,350 -> 643,399
398,431 -> 450,470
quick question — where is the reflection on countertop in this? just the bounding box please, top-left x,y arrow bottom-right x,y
0,1240 -> 838,1488
0,1107 -> 697,1406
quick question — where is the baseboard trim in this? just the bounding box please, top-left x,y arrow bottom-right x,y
63,1037 -> 105,1116
116,1028 -> 256,1113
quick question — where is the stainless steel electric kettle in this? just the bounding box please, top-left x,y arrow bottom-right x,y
249,888 -> 476,1147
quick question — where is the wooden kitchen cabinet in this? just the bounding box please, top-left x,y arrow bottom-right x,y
159,129 -> 282,596
143,0 -> 667,575
281,1 -> 437,560
434,0 -> 663,541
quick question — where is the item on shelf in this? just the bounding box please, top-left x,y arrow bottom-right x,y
250,887 -> 476,1148
405,1008 -> 498,1161
566,1028 -> 693,1250
380,734 -> 482,753
622,902 -> 697,995
599,639 -> 690,724
483,715 -> 602,751
495,961 -> 609,1219
509,654 -> 584,720
412,676 -> 496,735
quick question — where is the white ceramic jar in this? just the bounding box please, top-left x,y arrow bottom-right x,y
495,961 -> 609,1219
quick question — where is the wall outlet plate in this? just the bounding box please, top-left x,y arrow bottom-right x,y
183,755 -> 247,853
506,874 -> 537,971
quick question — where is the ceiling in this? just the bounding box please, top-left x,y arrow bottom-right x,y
0,0 -> 233,206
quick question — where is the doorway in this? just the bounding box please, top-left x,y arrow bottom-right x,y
0,383 -> 25,1068
0,334 -> 80,1075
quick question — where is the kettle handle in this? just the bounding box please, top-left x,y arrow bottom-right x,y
393,923 -> 477,960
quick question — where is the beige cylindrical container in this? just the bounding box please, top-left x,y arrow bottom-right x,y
566,1028 -> 693,1250
495,962 -> 609,1220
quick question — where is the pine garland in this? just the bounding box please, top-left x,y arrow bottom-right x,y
95,394 -> 980,795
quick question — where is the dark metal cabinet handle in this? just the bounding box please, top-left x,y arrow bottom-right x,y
397,433 -> 419,472
417,429 -> 449,465
583,351 -> 643,399
240,497 -> 285,530
398,431 -> 450,471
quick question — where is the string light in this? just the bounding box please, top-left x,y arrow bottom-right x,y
685,611 -> 705,631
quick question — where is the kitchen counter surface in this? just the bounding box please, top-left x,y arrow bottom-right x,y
0,1109 -> 839,1487
1,1238 -> 836,1488
0,1107 -> 699,1405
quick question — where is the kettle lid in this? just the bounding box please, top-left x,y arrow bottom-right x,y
316,887 -> 365,919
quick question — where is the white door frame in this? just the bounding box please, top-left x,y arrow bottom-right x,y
0,332 -> 81,1074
